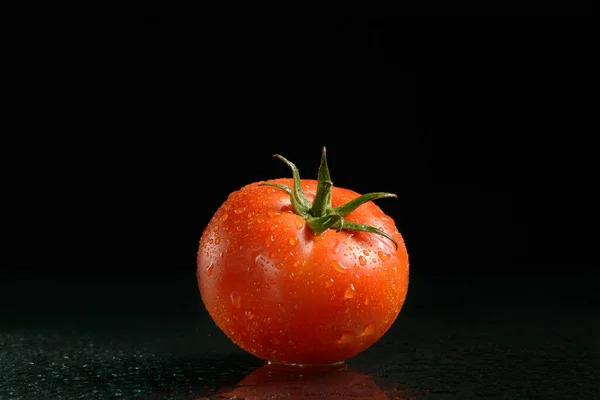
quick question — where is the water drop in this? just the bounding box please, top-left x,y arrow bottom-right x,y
358,255 -> 367,266
331,239 -> 341,254
289,237 -> 298,245
245,311 -> 254,320
268,210 -> 280,218
378,252 -> 391,262
325,278 -> 334,288
214,225 -> 219,232
344,284 -> 356,299
337,331 -> 355,345
215,237 -> 221,245
331,260 -> 347,273
230,291 -> 241,308
234,207 -> 244,214
205,264 -> 214,276
256,217 -> 265,223
364,297 -> 370,305
362,322 -> 375,336
295,219 -> 304,230
220,213 -> 229,222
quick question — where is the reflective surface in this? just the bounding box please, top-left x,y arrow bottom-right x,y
0,272 -> 597,399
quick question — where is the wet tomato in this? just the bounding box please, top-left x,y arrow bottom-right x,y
197,147 -> 409,365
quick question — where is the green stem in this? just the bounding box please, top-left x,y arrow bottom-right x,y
259,147 -> 398,249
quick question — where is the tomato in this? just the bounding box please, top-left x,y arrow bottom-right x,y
197,147 -> 409,365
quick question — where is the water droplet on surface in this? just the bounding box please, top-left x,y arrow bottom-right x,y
331,260 -> 347,273
289,237 -> 298,245
214,225 -> 219,232
295,219 -> 304,230
245,311 -> 254,320
362,322 -> 375,336
256,217 -> 265,223
378,251 -> 391,262
337,331 -> 355,345
205,264 -> 214,276
220,213 -> 229,222
268,210 -> 280,218
234,207 -> 244,214
344,284 -> 356,299
325,279 -> 334,288
358,256 -> 367,266
364,297 -> 370,305
274,263 -> 284,270
215,237 -> 221,245
230,291 -> 241,308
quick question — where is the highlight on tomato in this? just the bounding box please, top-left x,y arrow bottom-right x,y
196,147 -> 409,366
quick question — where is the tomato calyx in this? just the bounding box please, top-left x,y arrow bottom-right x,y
260,146 -> 398,250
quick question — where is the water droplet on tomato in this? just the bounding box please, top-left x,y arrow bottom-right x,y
256,217 -> 265,223
358,255 -> 367,266
364,297 -> 370,305
344,284 -> 356,299
205,264 -> 214,276
289,237 -> 298,245
362,322 -> 375,336
337,331 -> 354,345
294,219 -> 304,230
220,213 -> 229,222
378,251 -> 391,261
215,237 -> 221,245
331,239 -> 341,254
325,278 -> 334,288
275,263 -> 284,270
268,209 -> 280,218
234,207 -> 244,214
331,260 -> 347,273
245,310 -> 254,320
230,291 -> 241,308
214,225 -> 219,232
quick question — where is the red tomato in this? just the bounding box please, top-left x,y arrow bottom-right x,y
197,148 -> 409,365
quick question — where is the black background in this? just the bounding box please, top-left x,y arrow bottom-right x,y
1,15 -> 597,399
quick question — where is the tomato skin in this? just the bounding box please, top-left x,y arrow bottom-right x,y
197,178 -> 409,365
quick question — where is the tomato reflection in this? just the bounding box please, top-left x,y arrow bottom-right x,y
213,362 -> 391,399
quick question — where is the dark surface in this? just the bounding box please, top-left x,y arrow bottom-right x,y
1,271 -> 598,399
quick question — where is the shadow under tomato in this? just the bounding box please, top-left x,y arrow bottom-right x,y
210,362 -> 393,399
